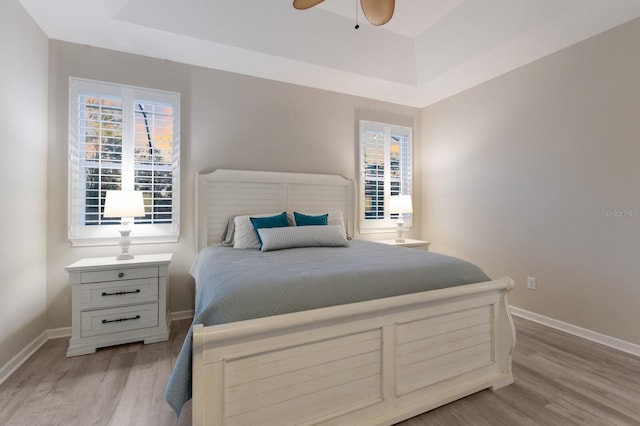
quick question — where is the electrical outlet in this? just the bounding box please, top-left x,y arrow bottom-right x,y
527,276 -> 537,290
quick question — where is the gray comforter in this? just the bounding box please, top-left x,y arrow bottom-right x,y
165,240 -> 490,416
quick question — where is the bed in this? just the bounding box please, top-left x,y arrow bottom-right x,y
166,169 -> 515,426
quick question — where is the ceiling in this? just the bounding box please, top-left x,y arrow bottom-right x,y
19,0 -> 640,108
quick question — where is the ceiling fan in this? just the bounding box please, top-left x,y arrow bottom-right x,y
293,0 -> 395,26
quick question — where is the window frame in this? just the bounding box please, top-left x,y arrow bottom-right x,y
68,78 -> 180,246
358,120 -> 413,233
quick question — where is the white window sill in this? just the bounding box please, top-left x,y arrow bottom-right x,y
69,234 -> 179,247
358,225 -> 413,234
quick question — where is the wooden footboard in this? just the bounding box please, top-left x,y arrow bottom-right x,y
192,277 -> 515,426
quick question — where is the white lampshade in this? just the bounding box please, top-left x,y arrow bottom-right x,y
104,190 -> 146,218
389,195 -> 413,214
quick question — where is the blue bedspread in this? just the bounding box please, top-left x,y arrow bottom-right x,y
165,240 -> 489,416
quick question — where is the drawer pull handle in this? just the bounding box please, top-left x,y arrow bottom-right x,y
118,272 -> 124,278
102,289 -> 141,297
102,315 -> 141,324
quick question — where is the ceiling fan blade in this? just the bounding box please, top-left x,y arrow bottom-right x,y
360,0 -> 394,26
293,0 -> 325,10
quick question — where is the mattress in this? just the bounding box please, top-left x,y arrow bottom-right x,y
165,240 -> 490,416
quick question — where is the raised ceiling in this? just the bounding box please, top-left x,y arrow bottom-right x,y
19,0 -> 640,107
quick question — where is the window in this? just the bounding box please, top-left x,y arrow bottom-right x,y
359,120 -> 412,232
69,78 -> 180,245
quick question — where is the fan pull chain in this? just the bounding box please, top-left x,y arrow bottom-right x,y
355,0 -> 360,29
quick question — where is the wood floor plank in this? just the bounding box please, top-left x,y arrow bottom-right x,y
1,316 -> 640,425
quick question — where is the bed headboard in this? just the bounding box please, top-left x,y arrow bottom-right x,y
195,169 -> 355,251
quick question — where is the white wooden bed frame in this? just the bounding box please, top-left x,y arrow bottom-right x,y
192,169 -> 515,426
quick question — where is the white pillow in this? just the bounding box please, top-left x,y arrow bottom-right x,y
257,225 -> 350,252
232,212 -> 283,249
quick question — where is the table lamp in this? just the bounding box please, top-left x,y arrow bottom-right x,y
389,195 -> 413,243
103,190 -> 146,260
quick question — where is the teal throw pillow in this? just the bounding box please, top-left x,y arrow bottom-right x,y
294,212 -> 329,226
250,212 -> 289,247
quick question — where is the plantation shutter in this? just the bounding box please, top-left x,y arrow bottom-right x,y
361,122 -> 387,220
69,78 -> 180,245
77,93 -> 123,227
359,120 -> 412,232
134,101 -> 175,226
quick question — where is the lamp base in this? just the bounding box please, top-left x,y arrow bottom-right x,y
395,219 -> 405,243
117,224 -> 134,261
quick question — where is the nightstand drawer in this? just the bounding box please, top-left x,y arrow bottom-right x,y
80,303 -> 159,338
80,266 -> 158,284
79,278 -> 159,310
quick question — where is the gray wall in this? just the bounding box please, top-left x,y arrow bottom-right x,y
0,0 -> 49,368
422,18 -> 640,344
46,41 -> 422,329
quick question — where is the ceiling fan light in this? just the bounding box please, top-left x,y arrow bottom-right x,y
293,0 -> 325,10
360,0 -> 395,26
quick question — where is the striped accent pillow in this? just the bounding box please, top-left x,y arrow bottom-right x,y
257,225 -> 349,252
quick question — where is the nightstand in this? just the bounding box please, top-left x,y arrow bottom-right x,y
66,253 -> 172,357
373,239 -> 431,250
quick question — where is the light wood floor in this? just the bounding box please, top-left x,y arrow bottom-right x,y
1,316 -> 639,425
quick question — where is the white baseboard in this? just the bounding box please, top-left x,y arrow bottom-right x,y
48,327 -> 71,339
170,309 -> 194,321
0,311 -> 194,387
0,330 -> 48,387
510,306 -> 640,358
